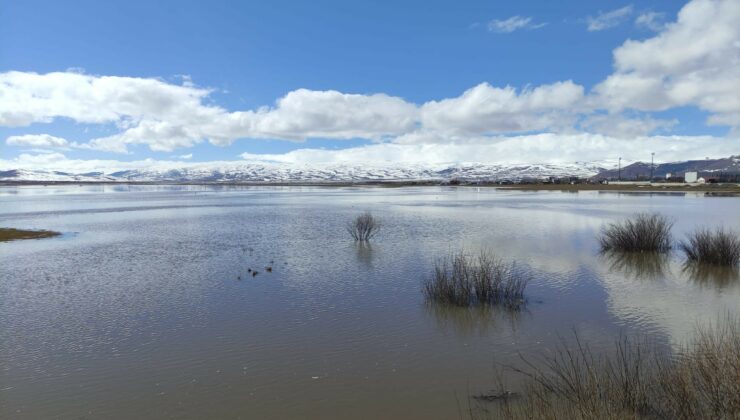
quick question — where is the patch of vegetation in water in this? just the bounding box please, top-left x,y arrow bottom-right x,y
347,212 -> 381,241
422,250 -> 528,309
680,227 -> 740,267
0,228 -> 61,242
599,213 -> 673,253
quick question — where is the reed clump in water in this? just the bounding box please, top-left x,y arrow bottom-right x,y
474,317 -> 740,420
347,212 -> 380,241
680,227 -> 740,267
599,213 -> 673,253
422,251 -> 528,309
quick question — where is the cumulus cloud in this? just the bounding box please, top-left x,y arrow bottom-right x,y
0,72 -> 418,153
586,5 -> 634,31
593,0 -> 740,132
419,81 -> 584,135
487,16 -> 546,33
239,133 -> 737,165
6,133 -> 69,148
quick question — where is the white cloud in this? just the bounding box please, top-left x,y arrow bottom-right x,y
6,133 -> 69,148
239,133 -> 737,165
0,72 -> 418,153
177,153 -> 193,160
580,114 -> 677,138
594,0 -> 740,131
635,11 -> 666,32
586,5 -> 634,31
487,16 -> 546,33
419,81 -> 584,135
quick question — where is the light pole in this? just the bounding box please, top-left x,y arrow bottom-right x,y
650,152 -> 655,182
618,157 -> 622,182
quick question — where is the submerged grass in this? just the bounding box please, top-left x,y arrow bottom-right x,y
599,213 -> 673,253
680,228 -> 740,267
472,317 -> 740,420
0,227 -> 60,242
422,250 -> 528,309
347,211 -> 380,241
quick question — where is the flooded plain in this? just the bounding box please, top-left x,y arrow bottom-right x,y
1,185 -> 738,419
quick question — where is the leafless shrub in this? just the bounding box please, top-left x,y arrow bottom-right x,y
599,213 -> 673,253
347,212 -> 380,241
422,250 -> 528,309
680,227 -> 740,267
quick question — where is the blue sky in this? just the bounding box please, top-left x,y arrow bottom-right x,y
1,0 -> 738,170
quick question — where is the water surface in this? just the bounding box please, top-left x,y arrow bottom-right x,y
1,185 -> 738,419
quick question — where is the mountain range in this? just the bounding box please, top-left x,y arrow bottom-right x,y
1,156 -> 738,183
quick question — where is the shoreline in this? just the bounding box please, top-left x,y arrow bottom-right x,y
2,180 -> 740,193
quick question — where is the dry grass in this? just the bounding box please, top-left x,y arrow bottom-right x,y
680,228 -> 740,267
347,212 -> 381,241
472,317 -> 740,420
422,250 -> 528,309
0,227 -> 60,242
599,213 -> 673,253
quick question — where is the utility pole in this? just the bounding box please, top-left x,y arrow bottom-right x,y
618,157 -> 621,181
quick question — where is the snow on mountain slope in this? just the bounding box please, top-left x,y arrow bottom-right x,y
0,161 -> 609,182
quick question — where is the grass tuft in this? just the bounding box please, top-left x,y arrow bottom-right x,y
680,227 -> 740,267
599,213 -> 673,253
422,250 -> 528,308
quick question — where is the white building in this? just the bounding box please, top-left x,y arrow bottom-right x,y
685,171 -> 698,183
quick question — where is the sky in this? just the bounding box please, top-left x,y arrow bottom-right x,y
1,0 -> 739,171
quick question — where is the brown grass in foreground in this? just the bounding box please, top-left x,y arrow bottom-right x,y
472,317 -> 740,420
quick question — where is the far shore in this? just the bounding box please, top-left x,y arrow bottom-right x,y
1,180 -> 739,193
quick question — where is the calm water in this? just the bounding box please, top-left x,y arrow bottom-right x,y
1,185 -> 738,419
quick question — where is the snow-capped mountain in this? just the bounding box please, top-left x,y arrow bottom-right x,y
0,161 -> 609,183
3,156 -> 736,183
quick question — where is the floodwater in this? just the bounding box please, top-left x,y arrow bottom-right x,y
1,185 -> 738,419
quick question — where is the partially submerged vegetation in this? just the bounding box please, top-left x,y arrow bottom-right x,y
0,227 -> 60,242
474,317 -> 740,420
422,251 -> 528,309
680,227 -> 740,267
599,213 -> 673,253
347,212 -> 381,241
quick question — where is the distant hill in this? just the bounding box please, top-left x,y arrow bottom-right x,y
593,156 -> 740,180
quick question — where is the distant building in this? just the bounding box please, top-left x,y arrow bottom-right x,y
685,171 -> 698,183
665,172 -> 672,179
